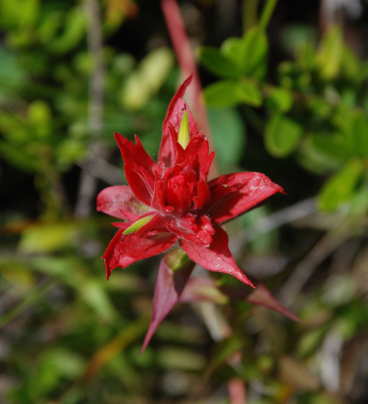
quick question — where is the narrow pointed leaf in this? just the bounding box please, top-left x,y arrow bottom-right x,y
142,251 -> 194,350
247,284 -> 299,321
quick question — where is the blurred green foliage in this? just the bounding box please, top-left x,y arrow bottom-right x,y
1,0 -> 368,403
200,22 -> 368,215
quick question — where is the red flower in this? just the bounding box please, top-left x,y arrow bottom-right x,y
97,76 -> 283,287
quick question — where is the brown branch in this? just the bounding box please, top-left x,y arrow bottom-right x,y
75,0 -> 105,218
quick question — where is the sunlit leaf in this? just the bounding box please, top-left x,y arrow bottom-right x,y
265,115 -> 302,157
318,159 -> 364,212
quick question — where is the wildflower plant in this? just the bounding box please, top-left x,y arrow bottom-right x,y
97,76 -> 284,348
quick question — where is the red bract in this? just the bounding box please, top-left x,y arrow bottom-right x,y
97,76 -> 283,286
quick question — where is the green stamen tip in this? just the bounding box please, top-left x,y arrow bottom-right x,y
123,215 -> 154,235
178,111 -> 190,149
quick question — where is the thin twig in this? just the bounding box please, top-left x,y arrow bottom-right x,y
244,198 -> 316,242
279,226 -> 350,306
75,0 -> 105,217
76,158 -> 121,185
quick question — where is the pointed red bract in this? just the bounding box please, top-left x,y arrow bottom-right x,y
180,225 -> 255,288
103,214 -> 176,279
97,185 -> 146,221
208,172 -> 285,224
142,255 -> 194,351
115,133 -> 155,206
97,77 -> 285,346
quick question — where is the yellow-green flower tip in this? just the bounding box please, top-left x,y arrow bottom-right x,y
178,111 -> 190,149
123,215 -> 154,235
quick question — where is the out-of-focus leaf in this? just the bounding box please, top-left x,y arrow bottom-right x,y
49,7 -> 86,53
316,25 -> 344,80
298,328 -> 328,357
281,25 -> 316,58
241,27 -> 268,79
80,280 -> 118,322
221,28 -> 267,79
29,348 -> 84,399
28,100 -> 52,139
204,336 -> 244,378
266,87 -> 293,112
38,10 -> 62,43
0,48 -> 27,96
199,47 -> 241,78
205,79 -> 261,108
57,138 -> 86,169
19,222 -> 79,253
351,114 -> 368,158
221,37 -> 246,68
207,107 -> 245,168
265,115 -> 302,157
239,80 -> 262,106
122,48 -> 173,109
299,132 -> 351,174
32,256 -> 80,283
204,80 -> 242,107
157,347 -> 205,370
83,318 -> 147,381
318,159 -> 364,212
0,0 -> 39,28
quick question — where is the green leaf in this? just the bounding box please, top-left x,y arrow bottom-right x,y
80,280 -> 118,322
204,80 -> 242,107
316,25 -> 344,80
311,132 -> 352,162
49,7 -> 86,53
28,100 -> 52,139
299,133 -> 350,174
121,47 -> 173,110
205,79 -> 261,108
19,223 -> 79,253
266,87 -> 293,112
30,348 -> 84,398
199,46 -> 240,78
238,80 -> 262,106
0,48 -> 27,97
221,28 -> 268,79
318,159 -> 364,212
352,114 -> 368,158
241,28 -> 268,78
265,115 -> 302,157
207,107 -> 245,168
221,37 -> 246,68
